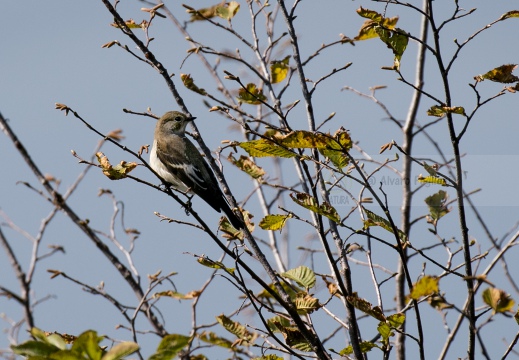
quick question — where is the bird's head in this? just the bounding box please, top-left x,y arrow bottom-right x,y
156,111 -> 196,135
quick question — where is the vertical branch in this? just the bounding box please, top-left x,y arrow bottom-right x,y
428,1 -> 475,358
396,0 -> 429,359
277,1 -> 364,358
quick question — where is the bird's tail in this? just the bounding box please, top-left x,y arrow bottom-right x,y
222,204 -> 244,230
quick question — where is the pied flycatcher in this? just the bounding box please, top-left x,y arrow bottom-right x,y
150,111 -> 242,229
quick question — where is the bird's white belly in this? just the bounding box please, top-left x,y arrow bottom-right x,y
150,141 -> 192,194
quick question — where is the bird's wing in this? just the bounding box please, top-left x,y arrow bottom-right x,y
155,136 -> 209,191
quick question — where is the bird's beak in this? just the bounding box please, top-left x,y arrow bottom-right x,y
187,116 -> 196,122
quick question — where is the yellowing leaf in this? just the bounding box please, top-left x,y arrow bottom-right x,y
110,18 -> 148,29
228,154 -> 265,180
275,324 -> 312,352
346,293 -> 385,321
427,105 -> 466,117
153,290 -> 200,300
354,7 -> 398,41
197,256 -> 235,274
198,331 -> 233,349
294,292 -> 320,315
266,316 -> 291,334
319,128 -> 352,168
277,130 -> 330,149
475,64 -> 519,83
239,139 -> 295,158
377,321 -> 393,346
270,56 -> 290,83
501,10 -> 519,20
356,7 -> 384,22
417,175 -> 447,186
363,209 -> 407,241
409,275 -> 439,300
216,1 -> 240,20
428,293 -> 454,310
482,287 -> 515,314
237,83 -> 267,105
187,4 -> 219,21
216,315 -> 255,343
181,74 -> 207,95
152,334 -> 189,358
281,266 -> 316,289
339,341 -> 378,355
290,192 -> 341,223
96,152 -> 137,180
387,313 -> 405,328
259,214 -> 291,231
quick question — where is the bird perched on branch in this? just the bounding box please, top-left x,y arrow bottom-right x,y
150,111 -> 243,229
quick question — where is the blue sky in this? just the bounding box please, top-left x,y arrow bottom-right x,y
2,1 -> 519,358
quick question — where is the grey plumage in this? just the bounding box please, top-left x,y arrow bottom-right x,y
150,111 -> 242,229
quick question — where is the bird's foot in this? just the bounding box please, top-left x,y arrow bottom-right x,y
184,195 -> 194,216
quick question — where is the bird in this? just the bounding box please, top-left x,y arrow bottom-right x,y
150,111 -> 243,229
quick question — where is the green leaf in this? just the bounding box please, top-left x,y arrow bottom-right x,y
339,341 -> 378,355
46,334 -> 68,351
475,64 -> 519,83
228,154 -> 265,179
216,1 -> 240,20
259,214 -> 291,231
319,128 -> 352,169
149,334 -> 190,360
377,322 -> 393,347
409,275 -> 439,300
422,162 -> 438,176
198,331 -> 233,349
363,209 -> 407,241
180,74 -> 207,95
375,27 -> 408,70
257,282 -> 297,300
102,342 -> 139,360
237,83 -> 267,105
387,313 -> 405,328
266,316 -> 291,333
418,175 -> 447,186
11,341 -> 60,357
70,331 -> 104,360
277,326 -> 312,352
482,287 -> 515,314
424,190 -> 450,221
197,256 -> 235,274
290,192 -> 341,223
346,293 -> 385,321
239,139 -> 296,158
216,315 -> 255,343
427,105 -> 466,117
253,355 -> 284,360
281,266 -> 316,289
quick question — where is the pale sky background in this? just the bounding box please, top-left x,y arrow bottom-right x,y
1,1 -> 519,359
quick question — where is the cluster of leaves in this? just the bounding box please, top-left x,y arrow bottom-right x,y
11,328 -> 139,360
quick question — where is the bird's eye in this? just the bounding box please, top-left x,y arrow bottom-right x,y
174,116 -> 182,122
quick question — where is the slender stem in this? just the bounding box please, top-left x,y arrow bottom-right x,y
428,1 -> 475,358
396,1 -> 428,359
